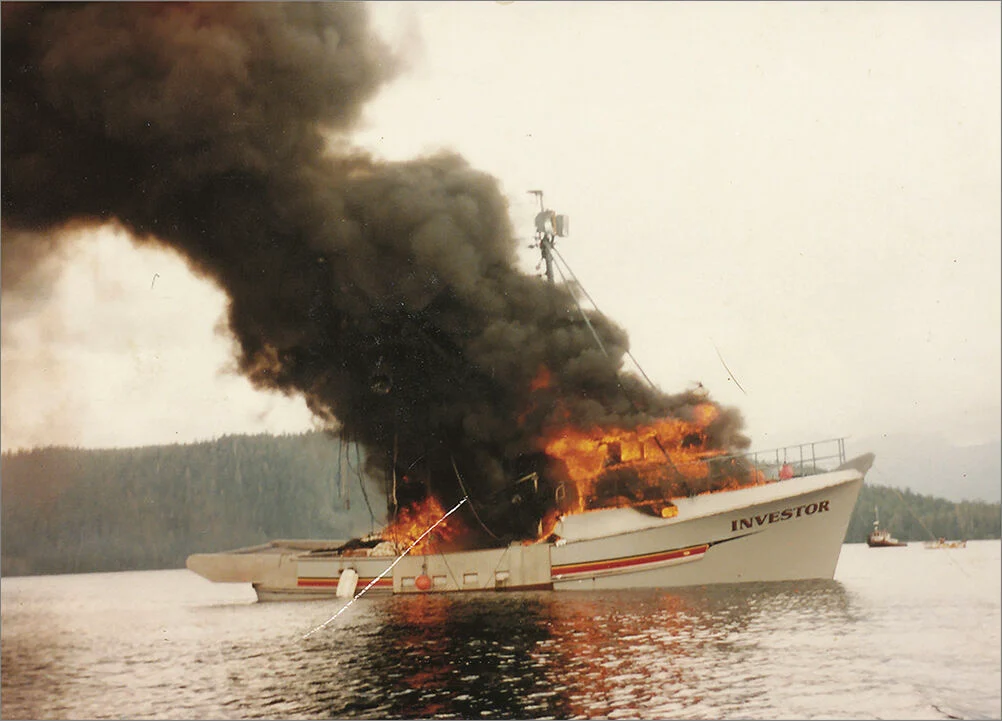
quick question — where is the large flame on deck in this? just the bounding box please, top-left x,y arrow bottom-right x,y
379,397 -> 762,550
543,402 -> 763,517
382,400 -> 764,550
383,494 -> 466,554
547,403 -> 719,484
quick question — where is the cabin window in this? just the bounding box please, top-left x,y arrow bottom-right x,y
463,572 -> 478,586
433,575 -> 447,588
401,576 -> 415,588
495,571 -> 510,583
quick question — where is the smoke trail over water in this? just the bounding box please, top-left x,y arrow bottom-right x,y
2,3 -> 748,541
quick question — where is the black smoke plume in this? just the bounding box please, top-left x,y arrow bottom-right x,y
2,3 -> 748,543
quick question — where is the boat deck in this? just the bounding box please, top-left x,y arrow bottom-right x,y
222,539 -> 349,555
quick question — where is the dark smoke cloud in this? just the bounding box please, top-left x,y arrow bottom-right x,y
2,2 -> 748,542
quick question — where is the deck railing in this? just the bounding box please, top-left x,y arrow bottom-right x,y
704,437 -> 847,482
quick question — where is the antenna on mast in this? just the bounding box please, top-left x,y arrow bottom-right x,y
527,190 -> 568,284
528,189 -> 544,212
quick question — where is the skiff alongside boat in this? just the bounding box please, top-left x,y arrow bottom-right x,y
924,538 -> 967,550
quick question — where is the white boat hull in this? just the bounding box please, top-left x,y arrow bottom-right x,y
186,454 -> 872,600
551,468 -> 863,590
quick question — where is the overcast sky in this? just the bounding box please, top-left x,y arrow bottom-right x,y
2,1 -> 999,455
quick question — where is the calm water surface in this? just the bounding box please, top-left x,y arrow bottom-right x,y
2,542 -> 999,720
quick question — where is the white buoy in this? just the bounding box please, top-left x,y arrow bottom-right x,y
335,568 -> 358,598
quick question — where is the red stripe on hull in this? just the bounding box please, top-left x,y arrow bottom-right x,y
552,544 -> 709,579
297,577 -> 393,589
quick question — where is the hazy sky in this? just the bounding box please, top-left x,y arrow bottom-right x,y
2,1 -> 999,455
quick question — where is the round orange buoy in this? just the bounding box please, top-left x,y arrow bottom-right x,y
415,574 -> 432,591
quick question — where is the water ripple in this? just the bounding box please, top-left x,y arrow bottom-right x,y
2,544 -> 1000,719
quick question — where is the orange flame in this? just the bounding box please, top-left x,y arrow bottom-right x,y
542,402 -> 754,514
383,495 -> 464,554
529,365 -> 552,392
519,365 -> 554,425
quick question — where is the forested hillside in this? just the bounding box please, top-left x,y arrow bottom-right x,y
845,483 -> 1000,543
2,433 -> 999,576
1,432 -> 387,576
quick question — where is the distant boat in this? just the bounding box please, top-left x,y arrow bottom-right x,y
867,506 -> 906,547
924,537 -> 967,550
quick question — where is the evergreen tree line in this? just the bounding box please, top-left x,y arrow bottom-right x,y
1,432 -> 387,576
844,483 -> 1000,544
2,432 -> 998,576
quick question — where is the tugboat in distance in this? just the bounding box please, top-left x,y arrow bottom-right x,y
867,506 -> 907,547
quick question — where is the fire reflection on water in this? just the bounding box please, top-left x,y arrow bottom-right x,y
5,552 -> 997,720
10,561 -> 1000,720
294,581 -> 855,719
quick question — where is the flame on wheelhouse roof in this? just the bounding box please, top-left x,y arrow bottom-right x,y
542,400 -> 765,515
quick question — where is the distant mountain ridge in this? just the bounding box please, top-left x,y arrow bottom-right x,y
855,433 -> 1001,503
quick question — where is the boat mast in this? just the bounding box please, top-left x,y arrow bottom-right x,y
528,190 -> 568,285
525,190 -> 680,479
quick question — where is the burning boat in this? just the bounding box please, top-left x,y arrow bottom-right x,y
187,198 -> 873,600
188,439 -> 871,600
0,3 -> 872,603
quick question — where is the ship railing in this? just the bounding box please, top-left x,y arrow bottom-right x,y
677,437 -> 848,485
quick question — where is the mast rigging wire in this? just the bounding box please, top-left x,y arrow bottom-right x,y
451,456 -> 502,541
551,245 -> 660,390
346,441 -> 376,533
548,246 -> 680,474
713,342 -> 748,395
550,254 -> 608,356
